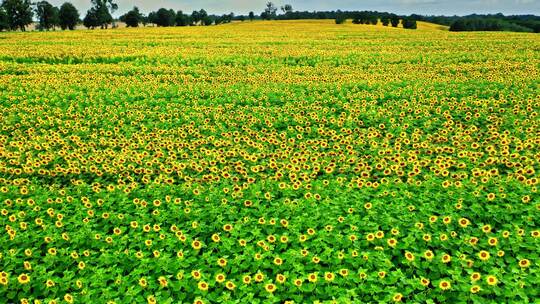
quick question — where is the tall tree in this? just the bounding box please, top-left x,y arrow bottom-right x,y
86,0 -> 117,29
191,10 -> 200,25
175,10 -> 189,26
35,1 -> 57,30
390,15 -> 400,27
248,11 -> 254,21
152,8 -> 175,26
281,4 -> 292,15
58,2 -> 79,30
83,7 -> 98,28
262,2 -> 277,20
120,6 -> 142,27
1,0 -> 33,31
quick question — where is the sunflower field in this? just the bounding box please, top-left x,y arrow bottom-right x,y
0,20 -> 539,304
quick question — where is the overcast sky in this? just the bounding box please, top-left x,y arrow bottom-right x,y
48,0 -> 540,16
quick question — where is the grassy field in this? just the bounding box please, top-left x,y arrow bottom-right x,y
0,20 -> 539,303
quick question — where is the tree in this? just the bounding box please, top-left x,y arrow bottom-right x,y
381,17 -> 390,26
191,10 -> 200,25
58,2 -> 79,30
35,1 -> 57,30
86,0 -> 117,29
281,4 -> 292,15
202,15 -> 213,26
83,8 -> 98,28
175,10 -> 189,26
390,15 -> 400,27
120,6 -> 142,27
335,15 -> 345,24
1,0 -> 33,31
262,2 -> 277,20
248,11 -> 254,21
402,18 -> 417,29
152,8 -> 175,26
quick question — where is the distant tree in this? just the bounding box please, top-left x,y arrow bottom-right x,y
146,12 -> 154,25
51,6 -> 60,28
335,15 -> 345,24
262,2 -> 277,20
35,1 -> 57,30
58,2 -> 79,30
86,0 -> 117,29
1,0 -> 33,31
202,15 -> 213,26
402,18 -> 417,29
191,10 -> 200,24
248,11 -> 254,21
390,15 -> 399,27
281,4 -> 292,15
199,9 -> 207,22
238,15 -> 245,22
381,17 -> 390,26
83,8 -> 98,28
175,10 -> 189,26
120,6 -> 142,27
153,8 -> 175,26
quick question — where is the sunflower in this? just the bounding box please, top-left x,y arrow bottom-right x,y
486,275 -> 498,286
158,276 -> 168,287
215,273 -> 226,283
438,280 -> 451,290
18,273 -> 30,284
405,251 -> 415,261
217,258 -> 227,267
265,283 -> 276,293
519,259 -> 530,268
139,278 -> 148,288
470,285 -> 481,293
478,250 -> 490,261
392,293 -> 403,302
324,272 -> 335,282
192,240 -> 202,250
441,254 -> 451,263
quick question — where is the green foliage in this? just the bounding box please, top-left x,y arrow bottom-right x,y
120,6 -> 143,27
35,1 -> 58,31
450,18 -> 532,32
83,0 -> 116,29
402,18 -> 417,29
335,16 -> 346,24
175,10 -> 190,26
1,0 -> 32,31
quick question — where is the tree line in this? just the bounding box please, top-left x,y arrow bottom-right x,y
0,0 -> 535,32
416,13 -> 540,32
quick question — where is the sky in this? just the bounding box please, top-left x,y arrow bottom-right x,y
48,0 -> 540,17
